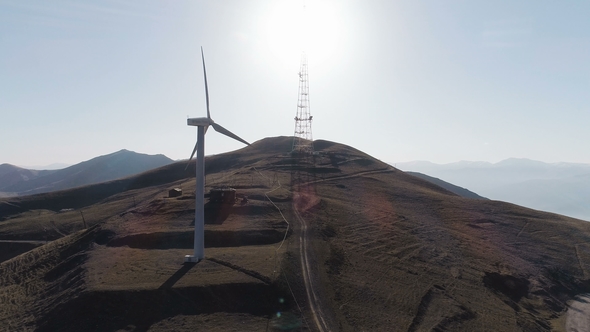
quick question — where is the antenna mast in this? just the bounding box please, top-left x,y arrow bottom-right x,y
292,52 -> 313,153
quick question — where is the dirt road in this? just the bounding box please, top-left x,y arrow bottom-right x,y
293,205 -> 330,332
301,168 -> 395,187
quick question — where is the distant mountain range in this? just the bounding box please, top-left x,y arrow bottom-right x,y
396,158 -> 590,221
19,163 -> 71,170
0,150 -> 173,197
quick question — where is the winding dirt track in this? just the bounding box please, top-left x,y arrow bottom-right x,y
294,205 -> 330,332
301,168 -> 394,186
288,167 -> 394,332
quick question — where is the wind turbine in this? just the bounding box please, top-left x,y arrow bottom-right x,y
184,47 -> 250,263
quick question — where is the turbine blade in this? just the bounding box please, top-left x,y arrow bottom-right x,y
185,141 -> 199,170
211,123 -> 250,145
201,47 -> 210,119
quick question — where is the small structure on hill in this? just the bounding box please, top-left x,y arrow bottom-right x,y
240,195 -> 248,205
209,187 -> 236,205
168,188 -> 182,198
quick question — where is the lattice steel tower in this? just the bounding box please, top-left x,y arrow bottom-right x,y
292,52 -> 314,153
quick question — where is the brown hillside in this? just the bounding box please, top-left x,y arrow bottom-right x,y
1,136 -> 589,331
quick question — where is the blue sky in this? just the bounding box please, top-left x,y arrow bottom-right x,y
1,0 -> 589,166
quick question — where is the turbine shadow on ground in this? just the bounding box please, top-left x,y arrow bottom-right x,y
159,262 -> 198,290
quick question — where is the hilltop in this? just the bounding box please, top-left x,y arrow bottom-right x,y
1,136 -> 589,331
0,150 -> 173,197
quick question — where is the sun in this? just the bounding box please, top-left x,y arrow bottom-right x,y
265,0 -> 342,69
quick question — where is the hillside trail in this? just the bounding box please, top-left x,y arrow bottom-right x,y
254,165 -> 329,331
566,294 -> 590,332
300,168 -> 394,187
293,204 -> 330,332
284,156 -> 396,332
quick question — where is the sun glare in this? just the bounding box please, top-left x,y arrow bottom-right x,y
265,1 -> 341,69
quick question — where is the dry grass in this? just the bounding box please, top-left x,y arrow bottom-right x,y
305,159 -> 590,331
0,226 -> 99,331
1,136 -> 590,331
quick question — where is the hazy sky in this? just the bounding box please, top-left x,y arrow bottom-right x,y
1,0 -> 589,167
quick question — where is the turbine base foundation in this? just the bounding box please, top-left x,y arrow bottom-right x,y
184,255 -> 201,263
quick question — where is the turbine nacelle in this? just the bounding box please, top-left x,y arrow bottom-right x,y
187,117 -> 213,127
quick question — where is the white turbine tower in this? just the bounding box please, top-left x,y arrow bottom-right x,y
184,47 -> 250,263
